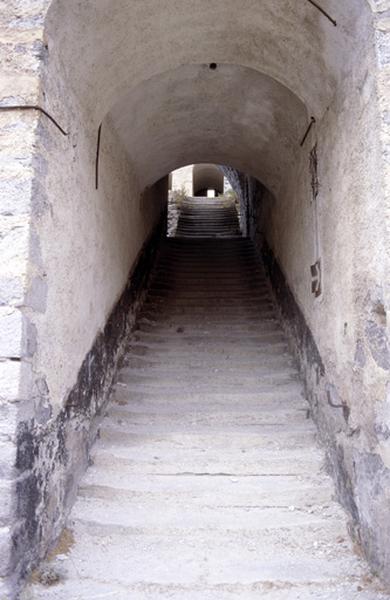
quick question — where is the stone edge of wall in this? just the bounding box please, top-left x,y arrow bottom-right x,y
261,240 -> 390,586
7,213 -> 166,597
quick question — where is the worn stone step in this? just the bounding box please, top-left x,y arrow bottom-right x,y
118,368 -> 297,387
134,322 -> 281,337
88,437 -> 322,473
115,383 -> 300,399
150,279 -> 266,289
120,366 -> 297,380
128,336 -> 286,350
131,332 -> 286,346
40,525 -> 364,589
98,417 -> 315,439
72,496 -> 339,535
141,301 -> 274,312
78,477 -> 333,508
86,452 -> 323,480
127,340 -> 287,354
122,353 -> 292,369
137,314 -> 277,325
111,388 -> 304,406
104,402 -> 311,426
26,580 -> 386,600
106,394 -> 307,413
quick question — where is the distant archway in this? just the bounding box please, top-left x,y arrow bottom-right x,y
193,164 -> 224,196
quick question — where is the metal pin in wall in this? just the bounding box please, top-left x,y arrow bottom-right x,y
306,0 -> 337,27
300,117 -> 316,147
0,104 -> 68,136
95,123 -> 102,190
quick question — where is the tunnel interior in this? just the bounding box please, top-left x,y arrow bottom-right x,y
3,0 -> 390,593
192,164 -> 225,197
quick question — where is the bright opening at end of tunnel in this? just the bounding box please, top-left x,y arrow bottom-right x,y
167,163 -> 254,238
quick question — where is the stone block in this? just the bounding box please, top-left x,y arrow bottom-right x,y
0,527 -> 11,577
0,400 -> 18,437
0,577 -> 11,600
0,275 -> 25,307
0,361 -> 21,403
0,308 -> 23,358
0,441 -> 17,479
0,175 -> 32,218
0,217 -> 30,270
0,480 -> 13,526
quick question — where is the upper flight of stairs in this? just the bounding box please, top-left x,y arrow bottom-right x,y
22,198 -> 387,599
175,196 -> 241,238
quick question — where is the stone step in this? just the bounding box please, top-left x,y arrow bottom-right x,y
134,322 -> 281,336
130,332 -> 286,346
39,525 -> 363,589
107,393 -> 306,412
136,314 -> 277,326
115,381 -> 303,395
72,495 -> 339,534
111,384 -> 304,401
77,480 -> 334,511
122,348 -> 291,365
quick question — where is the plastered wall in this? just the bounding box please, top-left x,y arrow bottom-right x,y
260,8 -> 390,576
264,8 -> 386,430
30,109 -> 165,415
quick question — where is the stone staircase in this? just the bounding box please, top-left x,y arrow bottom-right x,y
22,200 -> 387,599
176,196 -> 241,237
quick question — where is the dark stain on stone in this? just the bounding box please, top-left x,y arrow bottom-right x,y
365,319 -> 390,371
374,421 -> 390,441
16,423 -> 37,472
333,444 -> 360,524
354,340 -> 366,369
326,384 -> 350,423
309,144 -> 319,201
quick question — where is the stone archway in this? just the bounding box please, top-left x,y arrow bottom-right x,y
192,164 -> 224,197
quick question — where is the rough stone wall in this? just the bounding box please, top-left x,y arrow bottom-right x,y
170,165 -> 193,196
371,1 -> 390,373
0,2 -> 49,596
167,192 -> 180,237
220,166 -> 247,234
221,166 -> 263,238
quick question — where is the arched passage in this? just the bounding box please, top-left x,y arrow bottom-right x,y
192,164 -> 224,197
1,0 -> 389,594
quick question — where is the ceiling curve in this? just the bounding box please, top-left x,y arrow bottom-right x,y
108,64 -> 308,194
44,0 -> 369,124
193,164 -> 224,196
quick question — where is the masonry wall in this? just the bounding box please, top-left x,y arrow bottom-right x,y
0,3 -> 47,595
